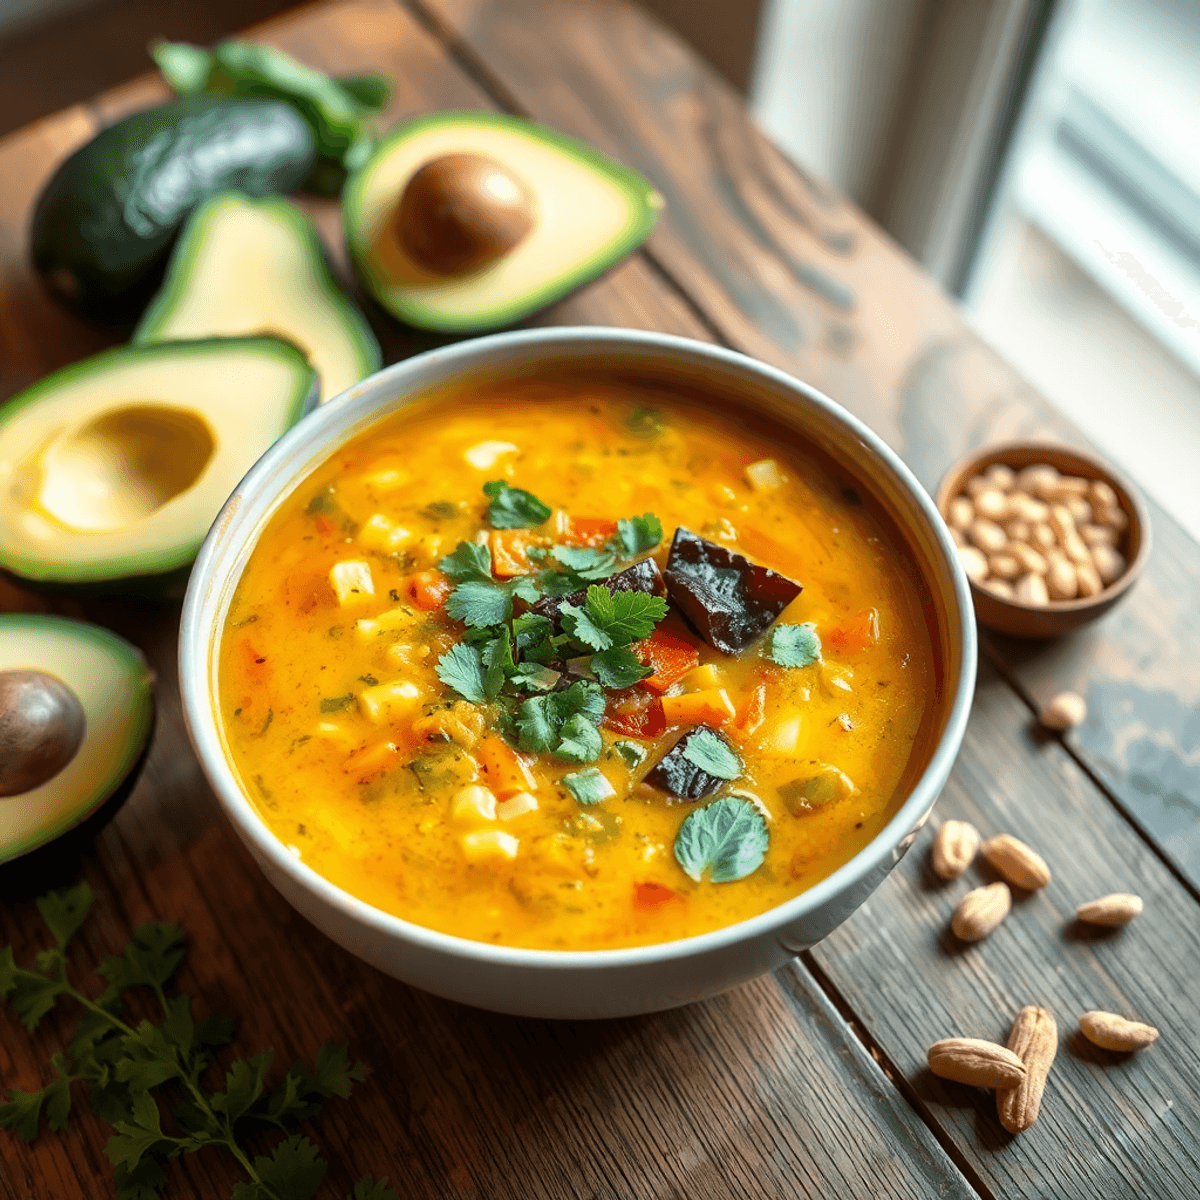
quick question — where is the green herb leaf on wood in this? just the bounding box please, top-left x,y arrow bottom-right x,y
674,796 -> 769,883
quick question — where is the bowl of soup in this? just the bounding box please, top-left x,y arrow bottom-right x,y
180,327 -> 975,1018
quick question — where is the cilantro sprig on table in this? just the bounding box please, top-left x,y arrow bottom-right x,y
0,884 -> 394,1200
433,486 -> 667,764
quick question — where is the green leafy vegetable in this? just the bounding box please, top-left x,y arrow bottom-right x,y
1,884 -> 390,1200
508,663 -> 560,693
319,694 -> 354,713
445,581 -> 512,628
435,642 -> 487,704
612,740 -> 646,767
516,681 -> 605,762
480,628 -> 514,701
555,714 -> 605,764
589,647 -> 651,690
770,623 -> 822,668
550,545 -> 617,578
561,585 -> 668,652
438,541 -> 493,583
482,480 -> 552,529
674,797 -> 769,883
616,513 -> 663,557
562,767 -> 616,805
680,727 -> 742,781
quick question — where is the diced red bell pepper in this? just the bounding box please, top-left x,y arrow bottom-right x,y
633,881 -> 681,911
404,570 -> 452,610
602,686 -> 666,739
634,629 -> 701,694
828,608 -> 880,652
563,517 -> 619,547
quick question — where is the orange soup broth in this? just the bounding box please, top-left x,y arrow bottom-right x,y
219,376 -> 935,950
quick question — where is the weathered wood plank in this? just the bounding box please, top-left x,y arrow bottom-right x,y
808,661 -> 1200,1199
0,3 -> 975,1198
411,0 -> 1200,891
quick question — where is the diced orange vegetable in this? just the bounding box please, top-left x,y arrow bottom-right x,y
661,688 -> 736,727
477,735 -> 537,798
490,530 -> 532,576
342,740 -> 399,783
314,515 -> 334,536
634,629 -> 701,694
737,526 -> 805,575
602,687 -> 666,739
633,881 -> 681,911
828,608 -> 880,652
727,682 -> 767,744
563,517 -> 619,547
403,569 -> 452,610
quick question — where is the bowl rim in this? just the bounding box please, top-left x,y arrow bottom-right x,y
180,326 -> 977,970
934,439 -> 1152,615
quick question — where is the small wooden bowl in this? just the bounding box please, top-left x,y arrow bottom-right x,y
936,442 -> 1151,638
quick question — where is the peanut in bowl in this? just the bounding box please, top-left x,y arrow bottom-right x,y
179,327 -> 976,1019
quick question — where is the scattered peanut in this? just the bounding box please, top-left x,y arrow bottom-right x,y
1078,1011 -> 1159,1052
1076,893 -> 1143,926
1039,691 -> 1087,730
928,1039 -> 1027,1089
981,834 -> 1051,891
997,1006 -> 1057,1133
930,819 -> 981,880
946,460 -> 1130,605
951,882 -> 1011,942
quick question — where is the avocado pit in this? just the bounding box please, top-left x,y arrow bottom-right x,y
0,669 -> 86,797
395,153 -> 535,276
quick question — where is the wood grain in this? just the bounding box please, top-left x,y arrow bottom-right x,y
411,0 -> 1200,892
0,2 -> 975,1198
808,661 -> 1200,1199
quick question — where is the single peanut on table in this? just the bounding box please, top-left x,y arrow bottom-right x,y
1076,892 -> 1142,926
951,882 -> 1011,942
1078,1011 -> 1159,1052
981,834 -> 1051,891
997,1006 -> 1057,1133
1040,691 -> 1087,730
931,819 -> 980,880
928,1038 -> 1027,1088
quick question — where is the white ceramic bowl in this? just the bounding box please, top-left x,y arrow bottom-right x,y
180,328 -> 976,1019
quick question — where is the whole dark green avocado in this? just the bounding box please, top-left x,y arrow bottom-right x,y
31,95 -> 316,323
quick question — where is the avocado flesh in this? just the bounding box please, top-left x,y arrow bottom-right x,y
344,111 -> 663,332
0,337 -> 317,588
136,193 -> 381,403
0,615 -> 153,863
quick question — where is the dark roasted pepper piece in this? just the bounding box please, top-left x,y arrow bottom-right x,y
644,726 -> 726,800
663,527 -> 802,654
531,557 -> 667,625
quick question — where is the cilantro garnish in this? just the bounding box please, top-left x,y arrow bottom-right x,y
480,628 -> 514,700
674,796 -> 769,882
438,540 -> 492,582
562,767 -> 616,805
483,480 -> 552,529
516,681 -> 606,763
445,581 -> 513,628
556,713 -> 605,763
435,642 -> 487,703
612,740 -> 646,767
681,727 -> 742,780
770,623 -> 822,668
590,647 -> 651,690
508,663 -> 561,692
560,585 -> 668,651
0,884 -> 391,1200
616,513 -> 663,557
550,544 -> 617,578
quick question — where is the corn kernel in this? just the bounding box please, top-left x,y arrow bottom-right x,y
355,605 -> 420,640
330,560 -> 374,605
682,662 -> 722,690
452,785 -> 497,824
358,514 -> 413,554
745,458 -> 783,490
358,680 -> 421,723
460,829 -> 519,864
497,792 -> 539,821
464,440 -> 519,469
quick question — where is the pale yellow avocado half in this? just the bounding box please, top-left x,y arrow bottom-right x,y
0,614 -> 154,862
344,111 -> 664,332
0,337 -> 316,590
135,193 -> 381,404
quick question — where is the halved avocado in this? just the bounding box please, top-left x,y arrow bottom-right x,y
343,111 -> 664,332
135,192 -> 381,403
0,337 -> 317,594
0,615 -> 154,866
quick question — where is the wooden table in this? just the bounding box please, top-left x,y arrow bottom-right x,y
2,2 -> 1198,1197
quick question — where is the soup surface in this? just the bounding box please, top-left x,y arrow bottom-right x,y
220,374 -> 935,949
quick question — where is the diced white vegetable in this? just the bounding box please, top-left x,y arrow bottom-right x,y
364,466 -> 410,492
358,680 -> 421,723
460,829 -> 519,863
745,458 -> 783,490
355,606 -> 419,640
330,560 -> 374,605
464,440 -> 520,469
452,784 -> 498,824
497,792 -> 539,821
763,713 -> 805,756
358,513 -> 413,554
315,720 -> 356,748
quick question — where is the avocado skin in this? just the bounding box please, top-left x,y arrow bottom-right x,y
31,96 -> 316,324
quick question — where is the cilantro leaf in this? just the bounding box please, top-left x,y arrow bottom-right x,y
515,694 -> 560,753
99,924 -> 186,992
435,643 -> 486,704
770,623 -> 822,668
681,727 -> 742,780
44,1075 -> 72,1133
558,601 -> 611,651
212,1052 -> 273,1122
516,682 -> 604,759
112,1157 -> 169,1200
445,580 -> 512,627
253,1133 -> 327,1200
550,545 -> 617,578
513,612 -> 553,653
438,540 -> 493,582
562,767 -> 616,804
483,480 -> 552,529
0,1088 -> 46,1142
36,884 -> 94,949
509,663 -> 561,692
581,585 -> 668,648
106,1090 -> 167,1172
612,740 -> 646,767
3,964 -> 65,1031
556,714 -> 604,764
616,513 -> 663,557
555,680 -> 606,725
481,628 -> 514,700
349,1177 -> 400,1200
304,1042 -> 371,1099
590,647 -> 651,690
674,797 -> 769,883
510,575 -> 542,603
